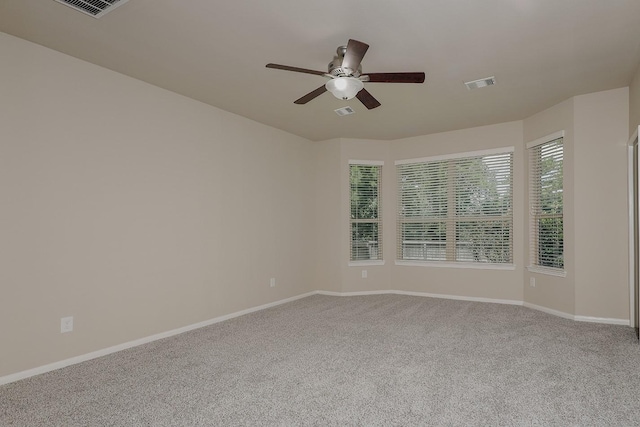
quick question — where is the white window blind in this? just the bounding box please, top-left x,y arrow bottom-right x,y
528,136 -> 564,270
350,163 -> 382,261
397,149 -> 513,264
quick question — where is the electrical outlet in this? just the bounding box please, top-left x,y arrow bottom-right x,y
529,277 -> 536,287
61,316 -> 73,333
270,278 -> 276,288
362,270 -> 368,279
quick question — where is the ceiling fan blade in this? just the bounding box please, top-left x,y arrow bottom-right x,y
342,39 -> 369,75
294,85 -> 328,104
356,88 -> 381,110
266,63 -> 326,76
362,72 -> 426,83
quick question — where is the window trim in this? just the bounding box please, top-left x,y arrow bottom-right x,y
526,130 -> 564,150
348,260 -> 386,267
349,159 -> 384,166
395,147 -> 514,166
526,265 -> 567,277
527,131 -> 565,275
396,260 -> 515,270
395,146 -> 515,267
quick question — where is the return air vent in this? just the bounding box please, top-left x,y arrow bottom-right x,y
53,0 -> 131,18
335,106 -> 356,116
464,76 -> 496,90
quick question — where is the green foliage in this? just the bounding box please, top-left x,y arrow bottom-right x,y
454,156 -> 512,263
538,217 -> 563,268
398,154 -> 513,263
539,154 -> 563,215
534,140 -> 563,268
350,165 -> 381,260
350,165 -> 379,220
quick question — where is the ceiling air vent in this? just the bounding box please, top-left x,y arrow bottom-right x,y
464,76 -> 496,90
335,106 -> 356,117
53,0 -> 131,18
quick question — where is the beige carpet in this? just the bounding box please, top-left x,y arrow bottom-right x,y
1,294 -> 639,426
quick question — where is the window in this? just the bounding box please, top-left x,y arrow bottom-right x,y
396,148 -> 513,265
350,161 -> 383,262
528,132 -> 564,271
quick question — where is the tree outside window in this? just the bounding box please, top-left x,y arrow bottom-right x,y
397,150 -> 513,264
350,163 -> 382,261
529,138 -> 563,269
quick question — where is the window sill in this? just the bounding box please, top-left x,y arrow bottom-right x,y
349,260 -> 385,267
526,265 -> 567,277
395,260 -> 515,271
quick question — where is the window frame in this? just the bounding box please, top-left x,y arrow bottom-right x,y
395,147 -> 515,270
526,131 -> 566,277
349,160 -> 384,266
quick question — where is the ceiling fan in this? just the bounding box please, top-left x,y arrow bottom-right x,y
266,39 -> 425,110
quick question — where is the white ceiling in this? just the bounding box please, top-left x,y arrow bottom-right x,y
1,0 -> 640,141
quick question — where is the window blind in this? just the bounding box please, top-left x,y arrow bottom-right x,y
350,163 -> 382,261
397,150 -> 513,263
529,137 -> 564,269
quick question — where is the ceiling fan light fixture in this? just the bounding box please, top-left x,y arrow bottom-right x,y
325,77 -> 364,100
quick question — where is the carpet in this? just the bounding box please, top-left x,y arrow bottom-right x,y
1,294 -> 639,426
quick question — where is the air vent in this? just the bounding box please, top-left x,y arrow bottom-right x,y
464,76 -> 496,90
53,0 -> 131,18
335,106 -> 356,116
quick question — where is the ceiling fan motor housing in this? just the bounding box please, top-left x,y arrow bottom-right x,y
328,46 -> 362,78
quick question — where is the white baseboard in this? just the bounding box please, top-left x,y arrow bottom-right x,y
319,290 -> 630,325
574,315 -> 630,326
0,291 -> 316,387
1,289 -> 630,386
316,290 -> 389,297
316,289 -> 523,306
522,302 -> 575,320
523,302 -> 630,326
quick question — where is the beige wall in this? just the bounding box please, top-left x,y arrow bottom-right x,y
523,98 -> 576,314
630,63 -> 640,137
521,89 -> 630,320
320,91 -> 630,321
340,139 -> 393,293
312,139 -> 342,292
0,33 -> 315,377
1,30 -> 633,380
315,123 -> 525,301
574,88 -> 629,319
388,122 -> 525,301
